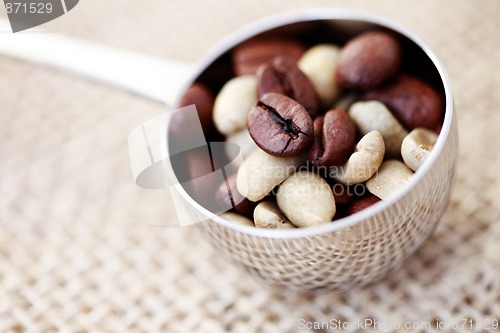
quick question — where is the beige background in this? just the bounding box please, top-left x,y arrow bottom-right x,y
1,0 -> 500,332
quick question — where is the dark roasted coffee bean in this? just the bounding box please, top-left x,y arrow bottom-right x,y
233,38 -> 306,76
247,93 -> 313,157
362,74 -> 443,131
330,182 -> 366,206
216,174 -> 257,215
173,83 -> 215,139
182,147 -> 222,213
257,56 -> 319,117
308,108 -> 356,167
336,31 -> 402,90
348,195 -> 381,215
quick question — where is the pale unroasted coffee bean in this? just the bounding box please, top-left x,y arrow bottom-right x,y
254,201 -> 295,229
276,170 -> 336,227
247,93 -> 313,157
213,75 -> 257,135
298,44 -> 341,107
236,148 -> 306,202
362,74 -> 443,131
308,108 -> 356,167
401,128 -> 438,171
220,212 -> 254,226
336,31 -> 401,89
225,129 -> 258,164
366,160 -> 414,200
349,101 -> 408,157
334,131 -> 385,185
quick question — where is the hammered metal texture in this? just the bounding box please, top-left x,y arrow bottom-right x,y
199,114 -> 458,292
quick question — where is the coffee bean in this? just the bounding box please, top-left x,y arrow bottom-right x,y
330,181 -> 366,206
253,201 -> 295,229
348,195 -> 381,215
349,101 -> 408,158
232,38 -> 306,76
336,31 -> 401,90
247,93 -> 313,157
213,75 -> 257,136
220,212 -> 254,226
332,183 -> 353,205
224,129 -> 258,166
401,128 -> 438,172
333,131 -> 385,185
298,44 -> 341,108
276,170 -> 336,227
216,174 -> 257,215
365,160 -> 413,200
173,83 -> 215,140
236,148 -> 306,202
182,147 -> 223,213
257,56 -> 319,117
362,74 -> 443,131
308,108 -> 356,167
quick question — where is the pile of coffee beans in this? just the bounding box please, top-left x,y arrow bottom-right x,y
177,30 -> 443,228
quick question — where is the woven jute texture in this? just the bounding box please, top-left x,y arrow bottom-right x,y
1,0 -> 500,332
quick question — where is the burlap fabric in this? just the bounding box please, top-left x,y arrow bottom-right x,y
1,0 -> 499,332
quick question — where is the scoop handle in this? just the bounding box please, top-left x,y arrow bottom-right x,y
0,19 -> 199,189
0,19 -> 192,105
